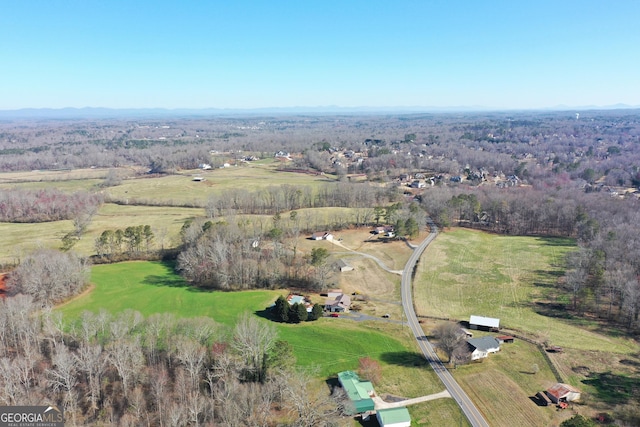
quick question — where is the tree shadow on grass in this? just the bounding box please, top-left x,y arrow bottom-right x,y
379,351 -> 427,367
254,308 -> 276,322
533,301 -> 574,320
141,274 -> 193,288
534,236 -> 576,248
582,371 -> 640,405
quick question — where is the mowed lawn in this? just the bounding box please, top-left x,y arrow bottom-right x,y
414,229 -> 639,354
58,261 -> 468,425
59,262 -> 411,377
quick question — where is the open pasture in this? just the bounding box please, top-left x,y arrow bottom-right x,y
0,219 -> 74,265
0,204 -> 202,264
415,228 -> 640,425
414,228 -> 638,354
104,163 -> 337,205
57,261 -> 468,425
58,261 -> 407,376
0,167 -> 111,185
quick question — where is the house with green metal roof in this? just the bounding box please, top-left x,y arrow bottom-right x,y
337,371 -> 375,414
376,407 -> 412,427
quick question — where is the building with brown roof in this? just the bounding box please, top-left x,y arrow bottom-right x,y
546,383 -> 581,403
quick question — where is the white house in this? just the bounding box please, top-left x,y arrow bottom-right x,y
336,259 -> 354,272
467,336 -> 501,360
311,231 -> 333,241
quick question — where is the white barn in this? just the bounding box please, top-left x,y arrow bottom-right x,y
469,315 -> 500,330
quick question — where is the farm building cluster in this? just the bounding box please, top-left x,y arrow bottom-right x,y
338,371 -> 411,427
461,316 -> 514,361
278,290 -> 353,314
535,383 -> 581,409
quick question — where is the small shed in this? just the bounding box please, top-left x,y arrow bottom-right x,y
336,259 -> 354,272
376,407 -> 411,427
459,328 -> 474,338
311,231 -> 333,241
546,383 -> 581,403
496,335 -> 514,344
469,315 -> 500,331
536,391 -> 552,406
324,289 -> 343,299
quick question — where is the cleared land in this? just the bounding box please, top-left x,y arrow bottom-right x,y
414,228 -> 637,354
58,261 -> 412,377
0,204 -> 203,265
105,163 -> 337,204
414,228 -> 640,426
57,261 -> 468,426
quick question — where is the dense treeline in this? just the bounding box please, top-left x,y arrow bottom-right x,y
2,111 -> 640,190
0,299 -> 342,426
205,182 -> 397,217
421,186 -> 580,236
177,217 -> 324,291
0,188 -> 103,222
6,249 -> 90,303
95,225 -> 155,257
422,184 -> 640,331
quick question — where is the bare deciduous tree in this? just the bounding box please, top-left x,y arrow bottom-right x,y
232,314 -> 278,383
434,322 -> 467,364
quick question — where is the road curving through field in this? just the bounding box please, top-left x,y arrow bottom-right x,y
401,219 -> 490,427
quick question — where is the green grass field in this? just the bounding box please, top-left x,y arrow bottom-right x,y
58,262 -> 411,376
414,228 -> 640,426
414,228 -> 637,355
58,261 -> 467,426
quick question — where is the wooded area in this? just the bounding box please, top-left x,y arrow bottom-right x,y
1,110 -> 640,425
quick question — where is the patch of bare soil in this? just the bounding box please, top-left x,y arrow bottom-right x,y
0,274 -> 6,298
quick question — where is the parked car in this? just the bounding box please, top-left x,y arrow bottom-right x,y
330,313 -> 339,317
382,313 -> 390,318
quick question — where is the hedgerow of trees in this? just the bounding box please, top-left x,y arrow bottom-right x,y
0,298 -> 344,426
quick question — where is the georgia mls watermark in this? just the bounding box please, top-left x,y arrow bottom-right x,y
0,406 -> 64,427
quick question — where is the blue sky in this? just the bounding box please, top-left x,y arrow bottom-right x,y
2,0 -> 639,110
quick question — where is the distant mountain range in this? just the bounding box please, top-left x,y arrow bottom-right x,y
0,104 -> 638,119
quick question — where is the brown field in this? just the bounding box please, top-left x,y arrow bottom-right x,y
460,370 -> 570,427
0,167 -> 112,184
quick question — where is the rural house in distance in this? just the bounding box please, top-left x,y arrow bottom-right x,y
325,293 -> 351,312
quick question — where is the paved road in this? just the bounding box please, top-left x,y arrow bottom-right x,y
401,221 -> 490,427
